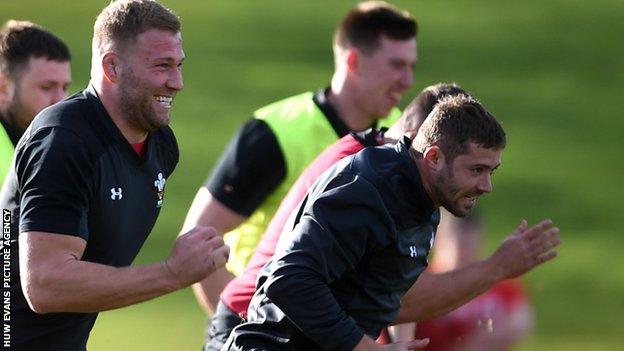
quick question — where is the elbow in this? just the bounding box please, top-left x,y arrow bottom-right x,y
264,267 -> 310,306
22,284 -> 55,314
264,276 -> 291,304
20,270 -> 57,314
264,269 -> 320,310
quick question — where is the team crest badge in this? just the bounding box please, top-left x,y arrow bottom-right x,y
154,172 -> 166,208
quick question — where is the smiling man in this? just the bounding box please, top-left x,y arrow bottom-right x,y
223,95 -> 560,351
0,1 -> 229,350
183,4 -> 418,340
0,20 -> 71,185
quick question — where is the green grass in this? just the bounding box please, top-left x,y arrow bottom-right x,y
2,0 -> 623,349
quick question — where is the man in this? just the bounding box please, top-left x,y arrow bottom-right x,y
0,20 -> 71,185
206,83 -> 469,350
0,1 -> 228,350
183,0 -> 417,314
224,95 -> 560,350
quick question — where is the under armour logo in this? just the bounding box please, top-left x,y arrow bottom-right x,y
110,188 -> 123,200
409,245 -> 418,258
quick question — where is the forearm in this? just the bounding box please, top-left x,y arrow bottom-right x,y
23,258 -> 179,314
394,257 -> 503,323
191,267 -> 235,314
182,189 -> 243,313
394,218 -> 561,324
181,187 -> 245,234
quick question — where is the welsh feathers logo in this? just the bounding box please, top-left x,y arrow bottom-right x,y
154,172 -> 166,208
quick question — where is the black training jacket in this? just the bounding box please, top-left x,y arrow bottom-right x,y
226,137 -> 440,351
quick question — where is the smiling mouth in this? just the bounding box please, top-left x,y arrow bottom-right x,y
389,91 -> 402,102
155,95 -> 173,108
464,195 -> 477,204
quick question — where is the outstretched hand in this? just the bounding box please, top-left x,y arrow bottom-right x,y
490,219 -> 560,280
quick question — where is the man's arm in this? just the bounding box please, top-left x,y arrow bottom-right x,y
183,187 -> 242,312
185,119 -> 287,313
394,219 -> 559,324
19,226 -> 229,314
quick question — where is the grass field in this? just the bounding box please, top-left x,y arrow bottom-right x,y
2,0 -> 623,349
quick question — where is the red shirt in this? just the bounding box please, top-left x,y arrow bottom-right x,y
221,133 -> 370,316
414,279 -> 528,351
131,140 -> 147,157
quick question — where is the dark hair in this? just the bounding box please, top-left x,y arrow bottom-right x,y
0,20 -> 70,79
93,0 -> 180,51
334,1 -> 417,55
401,82 -> 472,135
414,95 -> 506,161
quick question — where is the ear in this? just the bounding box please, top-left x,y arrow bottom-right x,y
102,53 -> 120,83
423,145 -> 446,170
346,49 -> 358,74
0,72 -> 15,106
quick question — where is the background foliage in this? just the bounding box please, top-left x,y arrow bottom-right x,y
2,1 -> 623,349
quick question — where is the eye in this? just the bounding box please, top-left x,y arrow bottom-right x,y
39,84 -> 55,91
470,167 -> 484,176
390,60 -> 405,70
154,63 -> 171,71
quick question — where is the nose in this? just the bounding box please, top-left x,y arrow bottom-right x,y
400,67 -> 413,90
167,68 -> 184,91
477,175 -> 493,194
51,87 -> 67,104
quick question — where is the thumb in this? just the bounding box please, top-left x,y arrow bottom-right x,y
404,338 -> 429,350
516,219 -> 528,234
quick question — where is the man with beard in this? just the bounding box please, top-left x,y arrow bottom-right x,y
0,20 -> 71,185
0,1 -> 229,350
224,95 -> 560,351
208,83 -> 555,351
183,1 -> 417,318
205,82 -> 459,350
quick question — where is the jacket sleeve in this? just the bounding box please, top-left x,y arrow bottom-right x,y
264,176 -> 393,350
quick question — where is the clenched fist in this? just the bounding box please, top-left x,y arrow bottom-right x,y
164,226 -> 230,288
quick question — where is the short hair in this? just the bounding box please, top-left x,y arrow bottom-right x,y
414,95 -> 506,161
0,20 -> 70,79
401,82 -> 472,135
93,0 -> 180,52
333,1 -> 417,56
